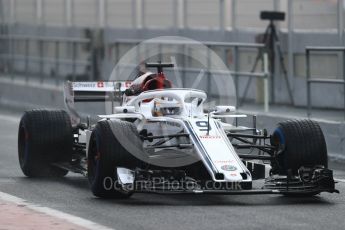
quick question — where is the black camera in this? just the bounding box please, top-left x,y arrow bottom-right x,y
260,11 -> 285,21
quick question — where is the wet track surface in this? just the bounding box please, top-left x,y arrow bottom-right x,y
0,111 -> 344,230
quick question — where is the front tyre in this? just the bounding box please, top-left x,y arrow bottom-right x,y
87,119 -> 144,198
271,119 -> 328,175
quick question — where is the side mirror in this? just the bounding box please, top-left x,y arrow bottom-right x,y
114,106 -> 136,114
213,106 -> 235,114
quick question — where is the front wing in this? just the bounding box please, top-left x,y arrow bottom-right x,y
116,167 -> 338,196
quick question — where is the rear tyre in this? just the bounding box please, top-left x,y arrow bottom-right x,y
271,119 -> 327,175
18,110 -> 73,177
87,119 -> 144,198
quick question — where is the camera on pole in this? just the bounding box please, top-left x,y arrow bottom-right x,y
260,11 -> 285,21
240,11 -> 294,106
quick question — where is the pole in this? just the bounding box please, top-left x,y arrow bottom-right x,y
233,46 -> 239,108
55,40 -> 60,85
306,49 -> 311,118
263,52 -> 269,112
269,21 -> 275,103
343,50 -> 345,120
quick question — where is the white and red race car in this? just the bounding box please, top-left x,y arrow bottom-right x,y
18,63 -> 338,198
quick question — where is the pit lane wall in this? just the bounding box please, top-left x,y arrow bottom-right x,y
1,75 -> 344,162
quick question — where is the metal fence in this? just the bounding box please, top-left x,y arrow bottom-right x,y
106,39 -> 269,110
0,34 -> 270,109
0,35 -> 92,84
306,46 -> 345,118
1,0 -> 345,111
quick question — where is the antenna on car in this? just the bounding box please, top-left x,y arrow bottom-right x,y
207,110 -> 211,135
145,61 -> 174,73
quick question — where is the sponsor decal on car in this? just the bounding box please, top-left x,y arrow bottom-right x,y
221,165 -> 237,171
214,160 -> 234,164
97,81 -> 104,88
199,135 -> 221,139
73,82 -> 97,88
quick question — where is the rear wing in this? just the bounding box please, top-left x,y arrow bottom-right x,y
65,81 -> 131,102
64,81 -> 131,126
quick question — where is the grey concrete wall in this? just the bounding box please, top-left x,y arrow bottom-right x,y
1,0 -> 345,111
2,23 -> 345,110
0,77 -> 65,110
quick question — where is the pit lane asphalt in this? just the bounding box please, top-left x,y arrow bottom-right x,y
0,110 -> 344,230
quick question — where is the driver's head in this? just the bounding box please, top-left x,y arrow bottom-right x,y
143,73 -> 172,91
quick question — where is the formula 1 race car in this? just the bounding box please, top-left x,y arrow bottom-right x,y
18,62 -> 338,198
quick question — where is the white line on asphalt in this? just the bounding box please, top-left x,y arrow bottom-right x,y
335,178 -> 345,183
0,191 -> 114,230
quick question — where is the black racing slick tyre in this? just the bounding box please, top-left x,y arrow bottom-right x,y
88,119 -> 144,198
271,119 -> 328,175
18,110 -> 73,177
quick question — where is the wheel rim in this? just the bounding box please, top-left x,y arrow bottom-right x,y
272,128 -> 285,148
18,124 -> 29,168
88,132 -> 101,184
